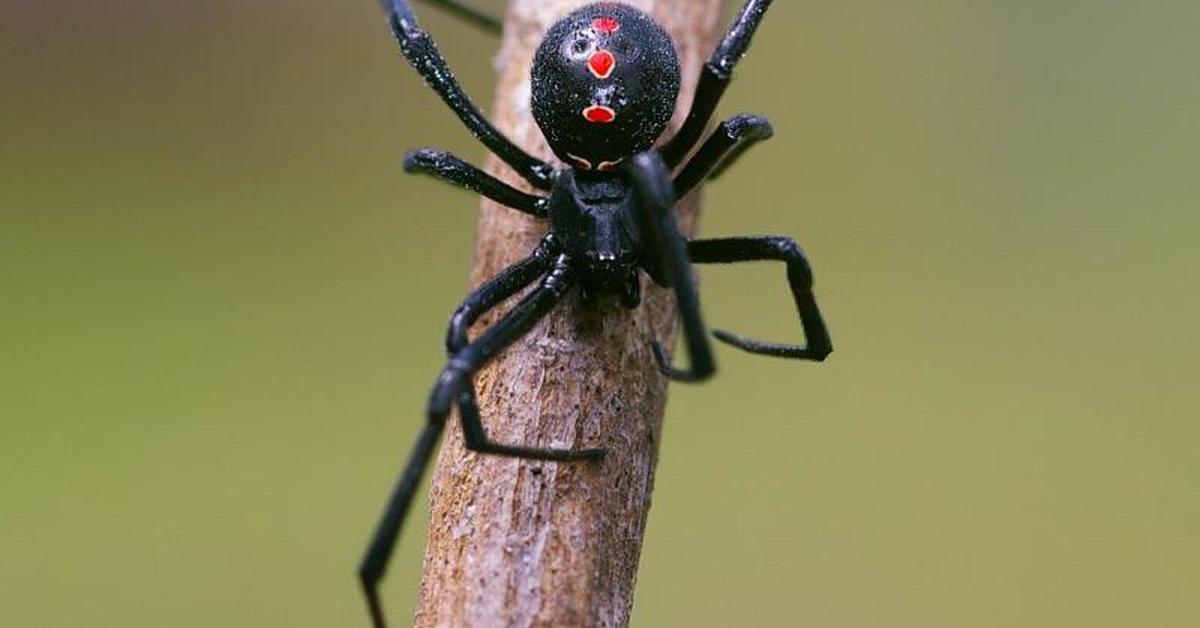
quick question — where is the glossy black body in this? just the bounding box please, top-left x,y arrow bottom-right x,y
360,3 -> 833,627
532,3 -> 681,166
548,170 -> 648,303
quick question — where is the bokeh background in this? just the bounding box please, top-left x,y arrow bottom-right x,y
3,1 -> 1198,626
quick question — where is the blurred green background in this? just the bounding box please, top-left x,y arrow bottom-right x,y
3,1 -> 1198,626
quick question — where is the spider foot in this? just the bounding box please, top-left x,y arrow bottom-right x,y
468,441 -> 607,462
650,341 -> 710,382
712,328 -> 831,361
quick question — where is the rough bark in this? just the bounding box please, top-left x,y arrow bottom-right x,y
415,1 -> 726,627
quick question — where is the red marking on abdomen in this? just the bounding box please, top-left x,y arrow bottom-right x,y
588,49 -> 615,79
582,105 -> 616,124
593,17 -> 620,34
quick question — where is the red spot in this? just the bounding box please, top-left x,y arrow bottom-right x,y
592,17 -> 620,34
587,49 -> 615,79
582,105 -> 616,124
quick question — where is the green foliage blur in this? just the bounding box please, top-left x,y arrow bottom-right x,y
3,1 -> 1197,626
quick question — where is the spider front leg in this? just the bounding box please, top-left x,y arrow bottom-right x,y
688,236 -> 833,361
412,0 -> 502,34
381,0 -> 555,190
404,148 -> 548,218
660,0 -> 775,168
359,239 -> 584,628
441,240 -> 605,461
428,255 -> 606,462
627,152 -> 716,383
672,114 -> 773,199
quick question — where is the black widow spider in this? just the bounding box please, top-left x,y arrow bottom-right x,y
360,1 -> 833,626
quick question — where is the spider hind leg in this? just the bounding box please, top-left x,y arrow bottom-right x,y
659,0 -> 776,167
413,0 -> 503,34
381,0 -> 554,189
672,114 -> 773,199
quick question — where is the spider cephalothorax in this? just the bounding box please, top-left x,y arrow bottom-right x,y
531,3 -> 681,170
361,3 -> 833,627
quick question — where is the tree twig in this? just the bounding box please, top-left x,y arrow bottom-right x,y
415,1 -> 727,626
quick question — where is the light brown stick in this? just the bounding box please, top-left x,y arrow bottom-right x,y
414,1 -> 727,626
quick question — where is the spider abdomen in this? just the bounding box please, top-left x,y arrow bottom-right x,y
531,3 -> 681,168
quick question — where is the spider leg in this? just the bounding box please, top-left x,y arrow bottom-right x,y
673,114 -> 773,199
659,0 -> 775,168
405,148 -> 548,218
443,235 -> 558,353
413,0 -> 502,34
455,387 -> 606,460
359,421 -> 441,628
380,0 -> 555,190
359,237 -> 568,628
430,255 -> 606,460
440,242 -> 607,460
688,236 -> 832,361
627,152 -> 716,383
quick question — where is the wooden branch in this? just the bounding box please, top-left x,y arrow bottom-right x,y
415,1 -> 727,626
